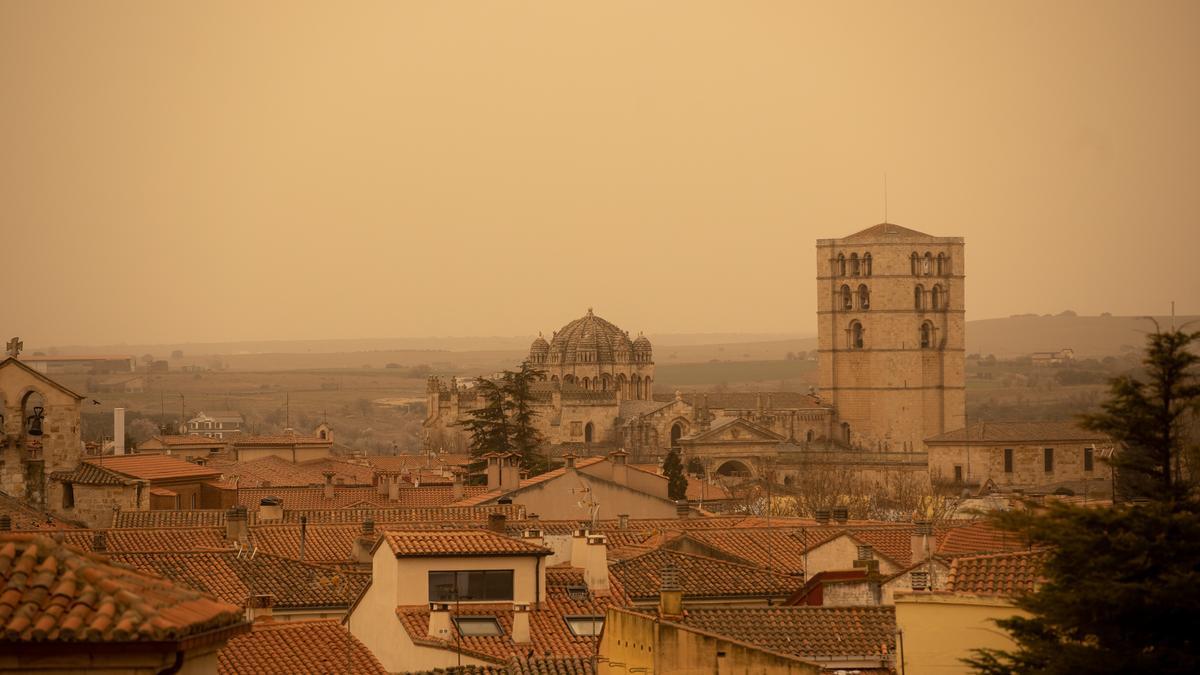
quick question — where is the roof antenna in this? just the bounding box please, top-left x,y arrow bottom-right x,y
883,172 -> 888,225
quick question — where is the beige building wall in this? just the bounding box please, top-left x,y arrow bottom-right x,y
805,535 -> 900,578
895,592 -> 1026,675
499,469 -> 680,521
816,226 -> 966,454
928,441 -> 1112,493
0,643 -> 222,674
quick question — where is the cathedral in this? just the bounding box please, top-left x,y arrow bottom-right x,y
424,223 -> 966,475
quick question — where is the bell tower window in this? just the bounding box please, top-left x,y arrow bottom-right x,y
849,253 -> 860,276
920,321 -> 934,349
858,284 -> 870,310
841,285 -> 853,311
914,285 -> 925,311
863,253 -> 872,276
849,321 -> 864,349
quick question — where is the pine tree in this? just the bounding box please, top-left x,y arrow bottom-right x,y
663,448 -> 689,501
459,377 -> 510,481
505,361 -> 549,476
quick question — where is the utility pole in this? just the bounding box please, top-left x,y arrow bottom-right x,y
179,394 -> 185,435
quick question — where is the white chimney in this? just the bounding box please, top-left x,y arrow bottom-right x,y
583,534 -> 610,596
511,603 -> 531,643
113,408 -> 126,455
427,603 -> 453,639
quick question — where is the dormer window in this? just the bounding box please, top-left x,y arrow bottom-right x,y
565,616 -> 606,636
429,570 -> 514,602
453,617 -> 503,636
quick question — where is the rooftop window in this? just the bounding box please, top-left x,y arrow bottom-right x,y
453,617 -> 503,637
565,616 -> 605,636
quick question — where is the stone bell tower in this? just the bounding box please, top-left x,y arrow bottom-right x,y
0,352 -> 84,508
816,223 -> 965,452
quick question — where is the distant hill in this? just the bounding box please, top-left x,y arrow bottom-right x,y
966,313 -> 1197,358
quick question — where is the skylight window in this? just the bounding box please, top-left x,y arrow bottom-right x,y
453,617 -> 503,637
565,616 -> 605,636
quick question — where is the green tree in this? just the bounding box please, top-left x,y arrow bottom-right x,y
459,377 -> 510,479
663,448 -> 689,501
1080,327 -> 1200,500
458,361 -> 549,478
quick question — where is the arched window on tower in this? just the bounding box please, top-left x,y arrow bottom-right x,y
941,286 -> 949,310
920,321 -> 934,349
858,284 -> 870,310
841,285 -> 853,311
923,252 -> 933,275
931,285 -> 942,310
849,320 -> 864,349
914,284 -> 925,311
863,253 -> 872,276
937,252 -> 945,276
850,253 -> 860,276
911,252 -> 919,276
837,253 -> 846,276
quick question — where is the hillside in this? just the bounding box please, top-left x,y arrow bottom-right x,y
965,313 -> 1196,358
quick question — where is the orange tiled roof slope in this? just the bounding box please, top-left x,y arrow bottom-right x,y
237,484 -> 487,510
396,566 -> 621,663
149,434 -> 226,447
0,492 -> 80,531
937,520 -> 1031,557
925,420 -> 1108,444
0,533 -> 245,642
947,548 -> 1051,596
109,551 -> 369,610
678,606 -> 895,662
383,529 -> 551,557
408,656 -> 595,674
609,548 -> 803,601
218,619 -> 386,675
111,503 -> 526,528
56,528 -> 228,553
51,455 -> 223,485
211,455 -> 376,488
233,433 -> 331,447
452,457 -> 608,506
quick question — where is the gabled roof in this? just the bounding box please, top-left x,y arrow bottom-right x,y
0,357 -> 84,400
146,434 -> 227,447
925,421 -> 1109,444
382,529 -> 551,558
840,222 -> 934,241
57,455 -> 224,483
946,548 -> 1051,596
451,457 -> 608,506
0,533 -> 245,643
681,417 -> 786,444
655,392 -> 827,411
609,548 -> 803,601
676,606 -> 896,662
218,619 -> 387,675
937,520 -> 1031,557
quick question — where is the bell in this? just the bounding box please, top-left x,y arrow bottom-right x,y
27,406 -> 45,437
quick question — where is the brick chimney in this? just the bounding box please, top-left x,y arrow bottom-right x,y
247,594 -> 275,621
259,496 -> 283,522
485,453 -> 501,491
658,565 -> 683,619
427,603 -> 452,639
388,474 -> 401,502
583,534 -> 610,596
374,470 -> 388,495
225,505 -> 248,542
570,527 -> 588,567
814,508 -> 831,525
322,471 -> 336,500
352,518 -> 377,564
488,513 -> 507,534
511,603 -> 531,644
832,507 -> 849,524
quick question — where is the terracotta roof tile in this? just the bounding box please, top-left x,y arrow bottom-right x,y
0,493 -> 79,530
53,455 -> 223,483
237,484 -> 487,510
383,529 -> 551,557
946,549 -> 1051,596
452,458 -> 608,506
609,548 -> 803,601
218,619 -> 387,675
678,606 -> 895,662
925,421 -> 1109,444
56,528 -> 229,553
0,533 -> 245,643
233,434 -> 332,447
149,434 -> 227,447
109,551 -> 369,610
937,520 -> 1031,557
211,456 -> 378,488
111,504 -> 526,528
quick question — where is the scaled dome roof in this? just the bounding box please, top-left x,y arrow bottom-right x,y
544,309 -> 640,364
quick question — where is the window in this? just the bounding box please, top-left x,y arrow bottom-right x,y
914,285 -> 925,311
911,252 -> 919,276
937,252 -> 945,276
565,616 -> 605,636
923,252 -> 932,275
1044,448 -> 1055,473
858,284 -> 870,310
850,253 -> 860,276
453,617 -> 503,636
190,494 -> 197,509
837,253 -> 846,276
841,285 -> 853,311
571,421 -> 583,437
62,483 -> 74,509
863,253 -> 872,276
1084,447 -> 1094,472
910,571 -> 930,591
849,321 -> 864,349
1004,448 -> 1014,473
954,465 -> 963,483
920,322 -> 933,349
931,285 -> 942,311
428,570 -> 514,602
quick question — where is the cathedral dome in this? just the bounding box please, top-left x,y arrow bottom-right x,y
547,309 -> 636,365
530,333 -> 549,354
632,333 -> 652,352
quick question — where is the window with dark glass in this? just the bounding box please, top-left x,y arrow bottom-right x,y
1084,447 -> 1094,472
841,285 -> 853,311
62,482 -> 74,509
954,465 -> 963,483
1004,448 -> 1014,473
428,570 -> 514,602
1044,448 -> 1054,473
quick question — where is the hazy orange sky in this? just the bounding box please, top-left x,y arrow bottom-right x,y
3,1 -> 1197,346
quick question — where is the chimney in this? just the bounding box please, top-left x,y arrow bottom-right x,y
322,471 -> 335,500
675,500 -> 690,519
618,514 -> 629,530
0,515 -> 11,531
912,520 -> 933,564
522,527 -> 544,545
658,565 -> 683,619
500,453 -> 520,492
259,496 -> 283,522
832,507 -> 849,524
609,449 -> 629,485
451,472 -> 464,501
92,531 -> 107,552
563,453 -> 577,470
247,594 -> 275,622
352,519 -> 377,564
375,471 -> 388,495
485,453 -> 501,491
814,508 -> 831,525
113,407 -> 126,455
488,513 -> 507,534
570,528 -> 588,567
388,475 -> 401,502
583,534 -> 610,596
427,603 -> 452,639
225,506 -> 248,542
511,603 -> 531,644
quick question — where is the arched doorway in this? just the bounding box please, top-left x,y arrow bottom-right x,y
670,422 -> 684,448
715,460 -> 752,478
584,422 -> 594,444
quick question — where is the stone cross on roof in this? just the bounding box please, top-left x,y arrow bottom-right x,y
6,337 -> 21,358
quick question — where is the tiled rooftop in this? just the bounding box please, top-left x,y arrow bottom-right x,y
149,434 -> 227,447
233,434 -> 332,447
52,455 -> 223,484
109,550 -> 370,610
56,527 -> 229,553
237,484 -> 486,511
0,493 -> 79,530
110,503 -> 526,528
947,548 -> 1051,596
678,606 -> 896,661
937,520 -> 1030,557
925,420 -> 1109,444
0,533 -> 245,642
218,619 -> 387,675
383,529 -> 551,557
609,548 -> 804,601
452,457 -> 607,506
212,455 -> 377,488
